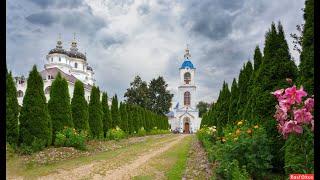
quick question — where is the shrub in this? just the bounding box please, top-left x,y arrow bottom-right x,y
54,127 -> 87,150
148,127 -> 170,135
106,126 -> 126,141
198,120 -> 273,179
137,127 -> 147,137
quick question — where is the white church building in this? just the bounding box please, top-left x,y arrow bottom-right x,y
14,35 -> 102,106
166,47 -> 201,133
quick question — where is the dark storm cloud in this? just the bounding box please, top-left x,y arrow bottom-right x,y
26,9 -> 105,34
28,0 -> 84,9
59,11 -> 106,34
7,0 -> 305,103
25,12 -> 57,26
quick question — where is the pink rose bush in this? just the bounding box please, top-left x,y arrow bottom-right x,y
272,84 -> 314,139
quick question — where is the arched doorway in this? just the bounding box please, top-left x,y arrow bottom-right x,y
184,122 -> 190,134
183,117 -> 190,134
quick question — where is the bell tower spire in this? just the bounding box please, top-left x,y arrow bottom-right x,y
184,44 -> 191,59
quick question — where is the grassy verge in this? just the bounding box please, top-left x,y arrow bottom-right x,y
133,135 -> 192,179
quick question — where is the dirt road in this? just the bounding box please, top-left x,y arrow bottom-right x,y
39,134 -> 188,180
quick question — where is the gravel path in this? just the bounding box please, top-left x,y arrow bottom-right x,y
183,137 -> 213,180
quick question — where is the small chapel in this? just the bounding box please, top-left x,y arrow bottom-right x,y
166,47 -> 201,134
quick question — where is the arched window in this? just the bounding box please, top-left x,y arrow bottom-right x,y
184,91 -> 190,106
184,72 -> 191,84
75,62 -> 78,68
17,90 -> 24,97
45,86 -> 51,94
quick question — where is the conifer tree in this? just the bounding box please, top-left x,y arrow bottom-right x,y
111,94 -> 120,128
71,80 -> 90,133
236,61 -> 253,118
6,71 -> 19,145
122,103 -> 129,132
227,78 -> 239,124
48,73 -> 73,142
251,22 -> 298,172
216,81 -> 231,128
101,92 -> 112,137
19,65 -> 51,149
127,104 -> 135,134
253,46 -> 263,71
88,86 -> 104,138
299,0 -> 314,94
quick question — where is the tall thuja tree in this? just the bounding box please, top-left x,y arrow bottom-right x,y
236,61 -> 253,118
101,92 -> 111,137
227,78 -> 239,124
88,86 -> 104,138
19,65 -> 51,150
243,47 -> 263,120
299,0 -> 314,94
6,71 -> 19,145
253,46 -> 263,71
251,22 -> 298,121
122,103 -> 129,132
119,102 -> 129,131
48,73 -> 73,142
71,81 -> 90,133
250,22 -> 298,172
111,94 -> 120,128
216,81 -> 231,129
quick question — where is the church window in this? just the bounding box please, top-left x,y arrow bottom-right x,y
75,63 -> 78,68
17,90 -> 24,97
184,72 -> 191,84
48,75 -> 54,79
51,57 -> 53,62
45,86 -> 51,94
59,57 -> 61,62
184,91 -> 190,106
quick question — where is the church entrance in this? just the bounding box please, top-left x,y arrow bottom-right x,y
184,122 -> 190,134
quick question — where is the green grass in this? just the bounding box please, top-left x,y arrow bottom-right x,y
166,135 -> 192,179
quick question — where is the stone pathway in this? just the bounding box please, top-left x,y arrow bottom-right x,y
183,136 -> 213,180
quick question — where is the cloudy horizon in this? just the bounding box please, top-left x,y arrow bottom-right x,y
6,0 -> 305,105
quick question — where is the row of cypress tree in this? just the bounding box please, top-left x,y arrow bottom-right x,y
6,65 -> 169,151
200,0 -> 313,173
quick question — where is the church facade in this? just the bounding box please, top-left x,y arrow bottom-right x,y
14,35 -> 103,106
166,47 -> 201,133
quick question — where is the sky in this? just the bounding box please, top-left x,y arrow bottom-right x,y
6,0 -> 305,105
